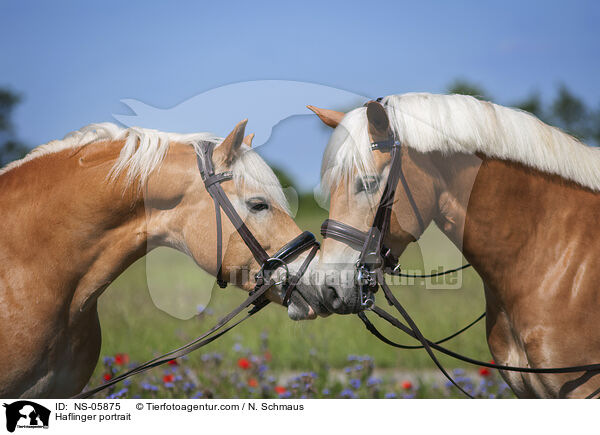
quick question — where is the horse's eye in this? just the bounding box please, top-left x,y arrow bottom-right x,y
355,176 -> 380,194
246,198 -> 270,213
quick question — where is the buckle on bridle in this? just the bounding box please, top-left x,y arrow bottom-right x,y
355,261 -> 379,310
370,140 -> 400,152
255,257 -> 290,294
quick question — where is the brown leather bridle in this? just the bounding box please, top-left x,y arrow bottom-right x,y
74,140 -> 319,398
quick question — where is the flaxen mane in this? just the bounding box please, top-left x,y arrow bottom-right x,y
321,93 -> 600,193
1,123 -> 289,213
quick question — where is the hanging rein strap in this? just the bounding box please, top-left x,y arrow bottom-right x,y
360,284 -> 600,382
73,278 -> 274,399
76,237 -> 321,399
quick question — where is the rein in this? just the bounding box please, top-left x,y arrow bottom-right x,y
74,141 -> 319,398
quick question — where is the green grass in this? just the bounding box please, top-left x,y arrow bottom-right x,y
94,209 -> 491,379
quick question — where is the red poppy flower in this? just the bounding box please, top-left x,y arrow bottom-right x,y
168,359 -> 178,366
264,351 -> 272,362
274,386 -> 286,394
479,367 -> 491,377
114,353 -> 129,366
237,358 -> 251,370
401,380 -> 413,390
489,359 -> 495,364
103,373 -> 112,381
163,374 -> 175,383
248,378 -> 258,388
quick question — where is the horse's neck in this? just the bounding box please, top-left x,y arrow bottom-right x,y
445,156 -> 600,302
0,142 -> 157,319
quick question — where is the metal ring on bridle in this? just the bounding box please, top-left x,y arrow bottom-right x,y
257,257 -> 290,287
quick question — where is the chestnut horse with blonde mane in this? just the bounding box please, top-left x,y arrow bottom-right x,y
0,120 -> 319,398
309,93 -> 600,398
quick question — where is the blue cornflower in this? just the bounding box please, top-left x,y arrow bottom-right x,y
384,392 -> 397,399
322,388 -> 330,396
349,379 -> 361,390
115,388 -> 128,398
192,391 -> 203,399
339,389 -> 357,399
141,382 -> 158,392
367,377 -> 382,387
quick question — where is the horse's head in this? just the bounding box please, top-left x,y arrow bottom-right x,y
309,101 -> 448,314
144,120 -> 322,320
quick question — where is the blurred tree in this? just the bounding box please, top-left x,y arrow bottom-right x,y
513,92 -> 546,120
590,107 -> 600,145
0,88 -> 29,166
447,79 -> 491,101
550,84 -> 589,140
447,79 -> 598,146
271,166 -> 295,189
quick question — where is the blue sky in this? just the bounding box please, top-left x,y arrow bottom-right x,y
1,0 -> 599,190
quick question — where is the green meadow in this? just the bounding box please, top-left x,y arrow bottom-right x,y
93,202 -> 492,380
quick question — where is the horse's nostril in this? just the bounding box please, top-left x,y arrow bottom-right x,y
322,285 -> 337,301
323,286 -> 343,310
331,296 -> 343,311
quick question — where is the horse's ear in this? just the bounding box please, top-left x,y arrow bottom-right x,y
366,101 -> 391,142
307,105 -> 344,128
214,119 -> 247,165
243,133 -> 254,147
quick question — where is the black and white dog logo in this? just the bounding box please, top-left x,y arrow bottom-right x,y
3,401 -> 50,432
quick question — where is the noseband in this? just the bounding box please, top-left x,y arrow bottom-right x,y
75,140 -> 319,398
